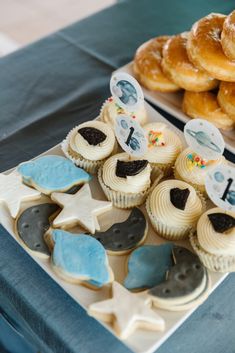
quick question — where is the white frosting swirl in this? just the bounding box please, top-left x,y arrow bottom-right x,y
69,121 -> 115,161
143,122 -> 183,164
175,147 -> 226,186
102,153 -> 151,193
100,97 -> 147,127
149,179 -> 203,227
197,207 -> 235,256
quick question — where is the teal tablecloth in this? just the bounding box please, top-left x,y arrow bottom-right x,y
0,1 -> 235,352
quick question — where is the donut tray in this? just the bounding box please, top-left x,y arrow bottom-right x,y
115,63 -> 235,155
0,102 -> 228,353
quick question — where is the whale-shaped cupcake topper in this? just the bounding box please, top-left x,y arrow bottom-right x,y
49,229 -> 113,288
18,155 -> 91,194
93,207 -> 147,254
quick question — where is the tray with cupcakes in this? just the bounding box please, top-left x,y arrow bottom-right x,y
0,73 -> 234,353
115,11 -> 235,154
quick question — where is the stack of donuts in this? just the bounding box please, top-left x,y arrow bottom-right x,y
133,11 -> 235,132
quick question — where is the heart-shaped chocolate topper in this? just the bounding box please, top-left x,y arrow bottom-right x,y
78,127 -> 106,146
170,188 -> 190,210
208,213 -> 235,233
116,160 -> 148,178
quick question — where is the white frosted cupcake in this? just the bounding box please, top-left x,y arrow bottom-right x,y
98,152 -> 162,208
61,120 -> 117,174
190,208 -> 235,272
146,179 -> 206,240
99,96 -> 147,128
143,122 -> 183,176
174,147 -> 226,194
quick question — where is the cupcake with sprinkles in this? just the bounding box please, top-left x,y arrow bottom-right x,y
99,96 -> 147,128
143,122 -> 183,176
62,120 -> 117,174
98,152 -> 162,208
190,207 -> 235,272
174,147 -> 226,195
146,179 -> 206,240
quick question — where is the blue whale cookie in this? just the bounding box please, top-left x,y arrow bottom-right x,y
124,244 -> 174,291
18,155 -> 91,194
49,229 -> 113,288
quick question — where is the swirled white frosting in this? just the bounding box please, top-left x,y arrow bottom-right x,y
69,121 -> 116,161
149,179 -> 203,227
100,97 -> 147,127
197,207 -> 235,256
175,147 -> 226,186
143,122 -> 183,164
102,153 -> 151,193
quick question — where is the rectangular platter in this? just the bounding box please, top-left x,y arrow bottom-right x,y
115,62 -> 235,155
0,102 -> 228,353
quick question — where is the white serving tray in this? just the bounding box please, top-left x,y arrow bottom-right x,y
0,102 -> 228,353
115,62 -> 235,155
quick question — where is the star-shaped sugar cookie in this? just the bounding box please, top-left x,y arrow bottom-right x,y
0,171 -> 41,218
88,281 -> 165,339
51,183 -> 112,233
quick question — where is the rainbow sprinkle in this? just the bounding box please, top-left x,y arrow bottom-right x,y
187,153 -> 207,170
148,130 -> 165,147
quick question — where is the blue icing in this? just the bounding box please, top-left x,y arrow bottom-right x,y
51,230 -> 110,287
124,244 -> 174,291
18,155 -> 91,192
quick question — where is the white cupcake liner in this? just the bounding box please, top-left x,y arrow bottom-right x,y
173,166 -> 207,196
189,231 -> 235,273
146,189 -> 206,241
61,126 -> 118,174
98,167 -> 163,209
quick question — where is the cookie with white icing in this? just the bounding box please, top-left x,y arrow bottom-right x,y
51,183 -> 112,234
16,203 -> 59,258
148,246 -> 210,311
62,120 -> 117,174
93,207 -> 148,255
45,229 -> 113,289
88,281 -> 165,338
18,155 -> 91,195
0,171 -> 41,218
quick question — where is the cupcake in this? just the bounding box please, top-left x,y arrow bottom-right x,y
61,120 -> 117,174
146,179 -> 205,240
174,147 -> 226,194
98,152 -> 162,208
190,208 -> 235,272
143,122 -> 183,176
99,96 -> 147,128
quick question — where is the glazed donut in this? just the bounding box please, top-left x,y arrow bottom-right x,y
133,36 -> 180,92
183,90 -> 234,131
161,32 -> 218,92
221,10 -> 235,60
187,13 -> 235,82
218,82 -> 235,122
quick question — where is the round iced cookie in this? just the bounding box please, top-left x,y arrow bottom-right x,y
62,120 -> 117,174
143,122 -> 183,176
93,207 -> 148,255
190,207 -> 235,272
18,155 -> 91,195
174,147 -> 226,195
45,229 -> 113,289
16,203 -> 59,258
124,243 -> 174,291
99,96 -> 147,127
146,179 -> 205,240
98,152 -> 155,209
148,246 -> 209,311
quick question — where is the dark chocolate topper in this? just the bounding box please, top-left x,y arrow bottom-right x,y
116,160 -> 148,178
170,188 -> 190,210
78,127 -> 106,146
208,213 -> 235,233
17,203 -> 59,256
93,207 -> 146,252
